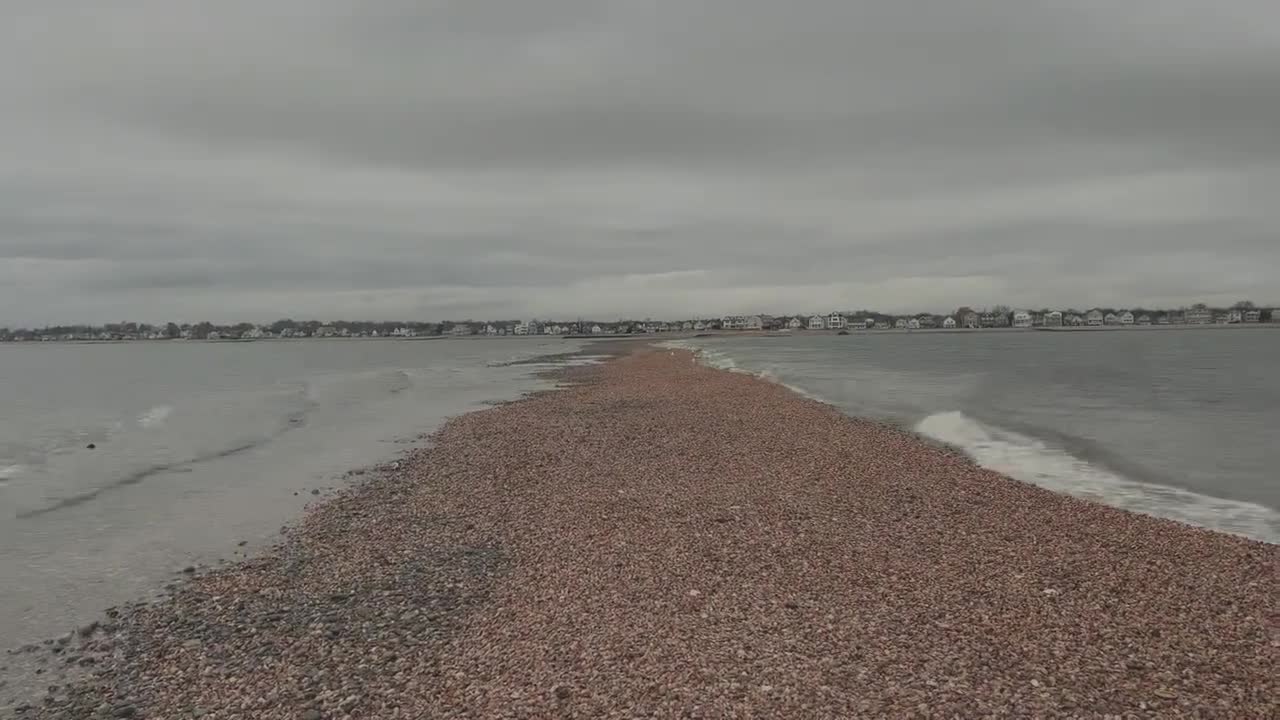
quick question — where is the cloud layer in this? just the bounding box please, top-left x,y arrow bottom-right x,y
3,0 -> 1279,324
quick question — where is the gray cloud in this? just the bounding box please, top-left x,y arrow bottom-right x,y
2,0 -> 1279,325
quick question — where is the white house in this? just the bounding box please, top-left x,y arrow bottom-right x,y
721,315 -> 748,330
1086,310 -> 1104,326
1012,311 -> 1033,328
827,313 -> 847,330
808,315 -> 826,330
1243,309 -> 1261,323
693,321 -> 707,331
1104,312 -> 1120,326
1119,311 -> 1135,325
1044,311 -> 1063,327
942,316 -> 957,329
514,321 -> 531,335
1227,309 -> 1244,324
907,318 -> 921,330
918,316 -> 936,328
1185,308 -> 1213,324
746,315 -> 764,330
894,318 -> 908,329
787,317 -> 803,330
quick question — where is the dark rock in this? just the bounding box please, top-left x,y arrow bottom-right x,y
182,566 -> 195,574
237,540 -> 248,546
78,622 -> 99,637
311,489 -> 320,496
112,703 -> 138,718
86,443 -> 96,449
784,601 -> 800,610
554,685 -> 573,700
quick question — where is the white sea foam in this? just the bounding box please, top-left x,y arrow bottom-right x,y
0,464 -> 23,481
915,410 -> 1280,543
137,405 -> 173,428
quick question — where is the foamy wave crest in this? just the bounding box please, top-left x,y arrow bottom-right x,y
138,405 -> 173,428
0,464 -> 23,481
916,410 -> 1279,543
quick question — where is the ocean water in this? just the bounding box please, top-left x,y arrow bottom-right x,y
668,330 -> 1280,544
0,337 -> 581,654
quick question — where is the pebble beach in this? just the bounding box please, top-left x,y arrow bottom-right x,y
9,345 -> 1277,719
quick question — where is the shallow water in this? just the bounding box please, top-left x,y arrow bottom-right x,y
0,337 -> 581,654
668,329 -> 1280,544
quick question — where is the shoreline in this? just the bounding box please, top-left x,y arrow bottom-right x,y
665,340 -> 1280,544
8,345 -> 1277,718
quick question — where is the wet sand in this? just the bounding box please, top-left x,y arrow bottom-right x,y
11,346 -> 1277,718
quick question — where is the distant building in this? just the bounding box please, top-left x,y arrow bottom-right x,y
1044,311 -> 1063,327
787,317 -> 803,330
918,316 -> 936,328
745,316 -> 764,331
1086,310 -> 1104,326
721,315 -> 749,330
894,318 -> 908,329
1136,314 -> 1151,325
1243,309 -> 1261,323
907,318 -> 921,330
1227,309 -> 1244,324
827,313 -> 847,330
808,315 -> 826,330
942,316 -> 957,329
1185,307 -> 1213,324
693,321 -> 707,331
1104,312 -> 1120,326
1119,311 -> 1135,325
961,312 -> 980,329
1012,311 -> 1033,328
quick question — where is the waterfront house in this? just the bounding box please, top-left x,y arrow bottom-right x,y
907,318 -> 921,330
960,312 -> 979,329
1227,309 -> 1243,324
721,315 -> 748,330
1087,310 -> 1104,326
746,316 -> 764,331
809,315 -> 827,330
1044,311 -> 1063,327
787,317 -> 803,330
1119,311 -> 1135,325
894,318 -> 908,329
1104,312 -> 1120,326
827,313 -> 847,330
917,315 -> 936,328
1154,314 -> 1169,325
1012,311 -> 1033,328
206,331 -> 222,341
693,321 -> 707,331
942,316 -> 957,329
1137,314 -> 1151,325
1243,309 -> 1261,323
1185,308 -> 1213,324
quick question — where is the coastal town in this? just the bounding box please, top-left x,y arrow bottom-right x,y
1,303 -> 1276,342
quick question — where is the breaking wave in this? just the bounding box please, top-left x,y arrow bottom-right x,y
137,405 -> 173,428
915,410 -> 1280,543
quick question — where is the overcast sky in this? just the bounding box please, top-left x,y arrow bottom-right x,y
3,1 -> 1278,324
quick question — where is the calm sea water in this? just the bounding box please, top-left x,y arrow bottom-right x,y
0,338 -> 585,658
671,329 -> 1280,544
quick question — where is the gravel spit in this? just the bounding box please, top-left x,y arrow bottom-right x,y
12,346 -> 1277,718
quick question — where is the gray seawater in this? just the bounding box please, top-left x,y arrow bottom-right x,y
670,329 -> 1280,544
0,338 -> 587,657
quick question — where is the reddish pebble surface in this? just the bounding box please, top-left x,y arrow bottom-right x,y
25,347 -> 1279,719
